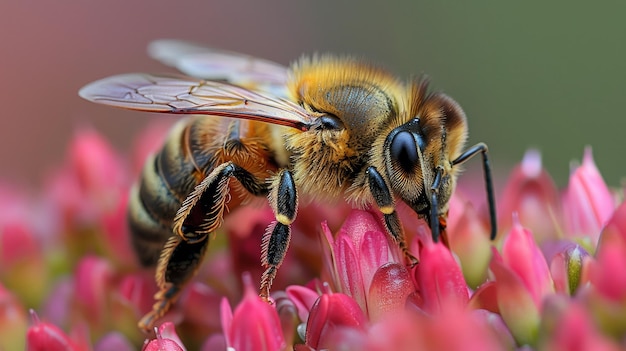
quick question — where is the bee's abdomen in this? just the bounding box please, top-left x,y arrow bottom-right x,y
127,117 -> 279,266
128,119 -> 214,266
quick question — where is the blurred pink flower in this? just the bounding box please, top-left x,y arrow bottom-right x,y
26,310 -> 87,351
142,322 -> 186,351
498,149 -> 561,242
541,299 -> 622,351
562,147 -> 615,244
549,244 -> 591,295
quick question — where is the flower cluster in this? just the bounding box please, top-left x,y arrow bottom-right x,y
1,122 -> 625,350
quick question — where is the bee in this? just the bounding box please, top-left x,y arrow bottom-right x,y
79,39 -> 496,332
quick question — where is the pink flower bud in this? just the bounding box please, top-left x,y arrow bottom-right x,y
562,147 -> 615,243
550,245 -> 590,295
69,127 -> 127,210
498,150 -> 561,242
0,221 -> 48,307
142,322 -> 186,351
490,248 -> 541,345
221,273 -> 285,351
26,310 -> 82,351
590,230 -> 626,302
542,301 -> 621,351
367,263 -> 414,322
414,242 -> 469,314
446,193 -> 492,288
305,292 -> 367,350
501,217 -> 554,306
286,284 -> 320,323
74,255 -> 114,327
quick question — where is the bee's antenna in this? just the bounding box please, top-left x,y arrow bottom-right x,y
451,142 -> 497,240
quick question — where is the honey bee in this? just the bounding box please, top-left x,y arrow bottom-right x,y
79,39 -> 496,331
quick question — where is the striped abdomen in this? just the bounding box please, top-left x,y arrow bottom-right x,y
127,116 -> 280,266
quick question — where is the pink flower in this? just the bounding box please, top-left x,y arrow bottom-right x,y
142,322 -> 186,351
26,310 -> 86,351
490,219 -> 554,345
498,150 -> 561,242
413,242 -> 469,314
0,220 -> 48,308
446,193 -> 492,288
562,147 -> 615,243
541,299 -> 622,351
501,218 -> 554,305
5,117 -> 626,350
221,273 -> 286,351
549,244 -> 591,295
68,127 -> 127,209
322,209 -> 404,315
304,291 -> 368,350
74,255 -> 114,329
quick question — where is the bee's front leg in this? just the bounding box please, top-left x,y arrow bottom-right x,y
259,169 -> 297,301
366,166 -> 419,266
138,162 -> 267,332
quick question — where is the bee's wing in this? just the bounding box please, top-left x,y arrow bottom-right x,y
147,39 -> 289,97
79,73 -> 313,130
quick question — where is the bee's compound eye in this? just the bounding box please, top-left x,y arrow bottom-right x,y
390,131 -> 419,172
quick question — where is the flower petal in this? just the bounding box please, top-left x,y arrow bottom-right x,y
224,273 -> 285,351
305,292 -> 367,350
414,242 -> 469,314
367,262 -> 414,322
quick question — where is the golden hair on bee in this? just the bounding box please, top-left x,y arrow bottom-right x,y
78,40 -> 496,332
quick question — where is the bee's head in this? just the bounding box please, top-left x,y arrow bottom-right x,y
379,80 -> 468,216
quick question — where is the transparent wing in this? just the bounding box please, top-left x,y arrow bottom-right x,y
79,73 -> 313,130
147,39 -> 289,97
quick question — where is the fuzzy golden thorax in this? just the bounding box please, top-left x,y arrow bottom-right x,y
285,56 -> 406,201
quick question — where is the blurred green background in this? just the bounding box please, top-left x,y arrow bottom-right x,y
1,1 -> 624,188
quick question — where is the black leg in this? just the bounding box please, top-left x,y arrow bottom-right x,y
139,161 -> 268,332
451,142 -> 497,240
260,170 -> 297,300
367,166 -> 418,265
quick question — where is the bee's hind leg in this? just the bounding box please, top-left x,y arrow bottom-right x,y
138,161 -> 268,332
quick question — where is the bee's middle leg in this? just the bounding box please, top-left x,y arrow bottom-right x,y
139,161 -> 267,332
260,169 -> 297,301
